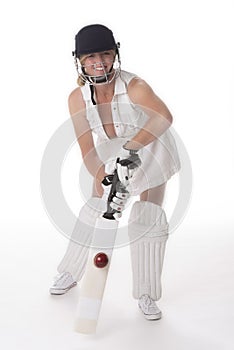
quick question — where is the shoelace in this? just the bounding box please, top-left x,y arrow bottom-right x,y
142,295 -> 153,306
141,295 -> 158,313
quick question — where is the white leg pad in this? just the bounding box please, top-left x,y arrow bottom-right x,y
57,197 -> 105,281
128,201 -> 169,301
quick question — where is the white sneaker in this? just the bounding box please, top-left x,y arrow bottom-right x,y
49,272 -> 77,295
138,294 -> 162,320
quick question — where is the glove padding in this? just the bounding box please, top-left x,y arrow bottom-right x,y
116,152 -> 141,187
102,174 -> 130,218
101,150 -> 141,218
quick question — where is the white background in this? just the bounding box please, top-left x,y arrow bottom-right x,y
0,0 -> 234,349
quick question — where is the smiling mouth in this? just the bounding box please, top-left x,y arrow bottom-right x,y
94,66 -> 106,71
92,61 -> 108,71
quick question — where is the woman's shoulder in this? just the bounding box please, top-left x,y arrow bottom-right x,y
68,86 -> 83,103
120,70 -> 138,83
68,86 -> 86,116
127,75 -> 152,97
119,70 -> 147,90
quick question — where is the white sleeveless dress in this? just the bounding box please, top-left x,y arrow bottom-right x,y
80,70 -> 181,195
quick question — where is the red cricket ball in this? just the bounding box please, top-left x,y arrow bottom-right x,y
94,252 -> 109,268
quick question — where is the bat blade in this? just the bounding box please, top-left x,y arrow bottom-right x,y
74,216 -> 118,334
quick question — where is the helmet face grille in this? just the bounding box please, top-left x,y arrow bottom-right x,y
75,24 -> 117,57
77,57 -> 121,85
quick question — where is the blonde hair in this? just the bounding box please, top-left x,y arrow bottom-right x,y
76,54 -> 89,86
76,50 -> 116,86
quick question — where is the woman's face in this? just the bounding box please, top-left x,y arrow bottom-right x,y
82,50 -> 115,76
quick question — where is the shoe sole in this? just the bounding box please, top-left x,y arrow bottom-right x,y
50,281 -> 77,295
138,305 -> 162,320
144,312 -> 162,320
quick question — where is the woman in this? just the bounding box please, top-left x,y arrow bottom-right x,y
50,24 -> 180,320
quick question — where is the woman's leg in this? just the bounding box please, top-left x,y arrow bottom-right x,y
92,177 -> 103,198
50,177 -> 106,295
128,182 -> 169,309
140,182 -> 167,206
58,177 -> 105,279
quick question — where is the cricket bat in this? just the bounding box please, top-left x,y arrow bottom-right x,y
74,167 -> 129,334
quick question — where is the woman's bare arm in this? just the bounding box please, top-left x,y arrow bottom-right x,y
68,88 -> 107,181
125,78 -> 173,150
